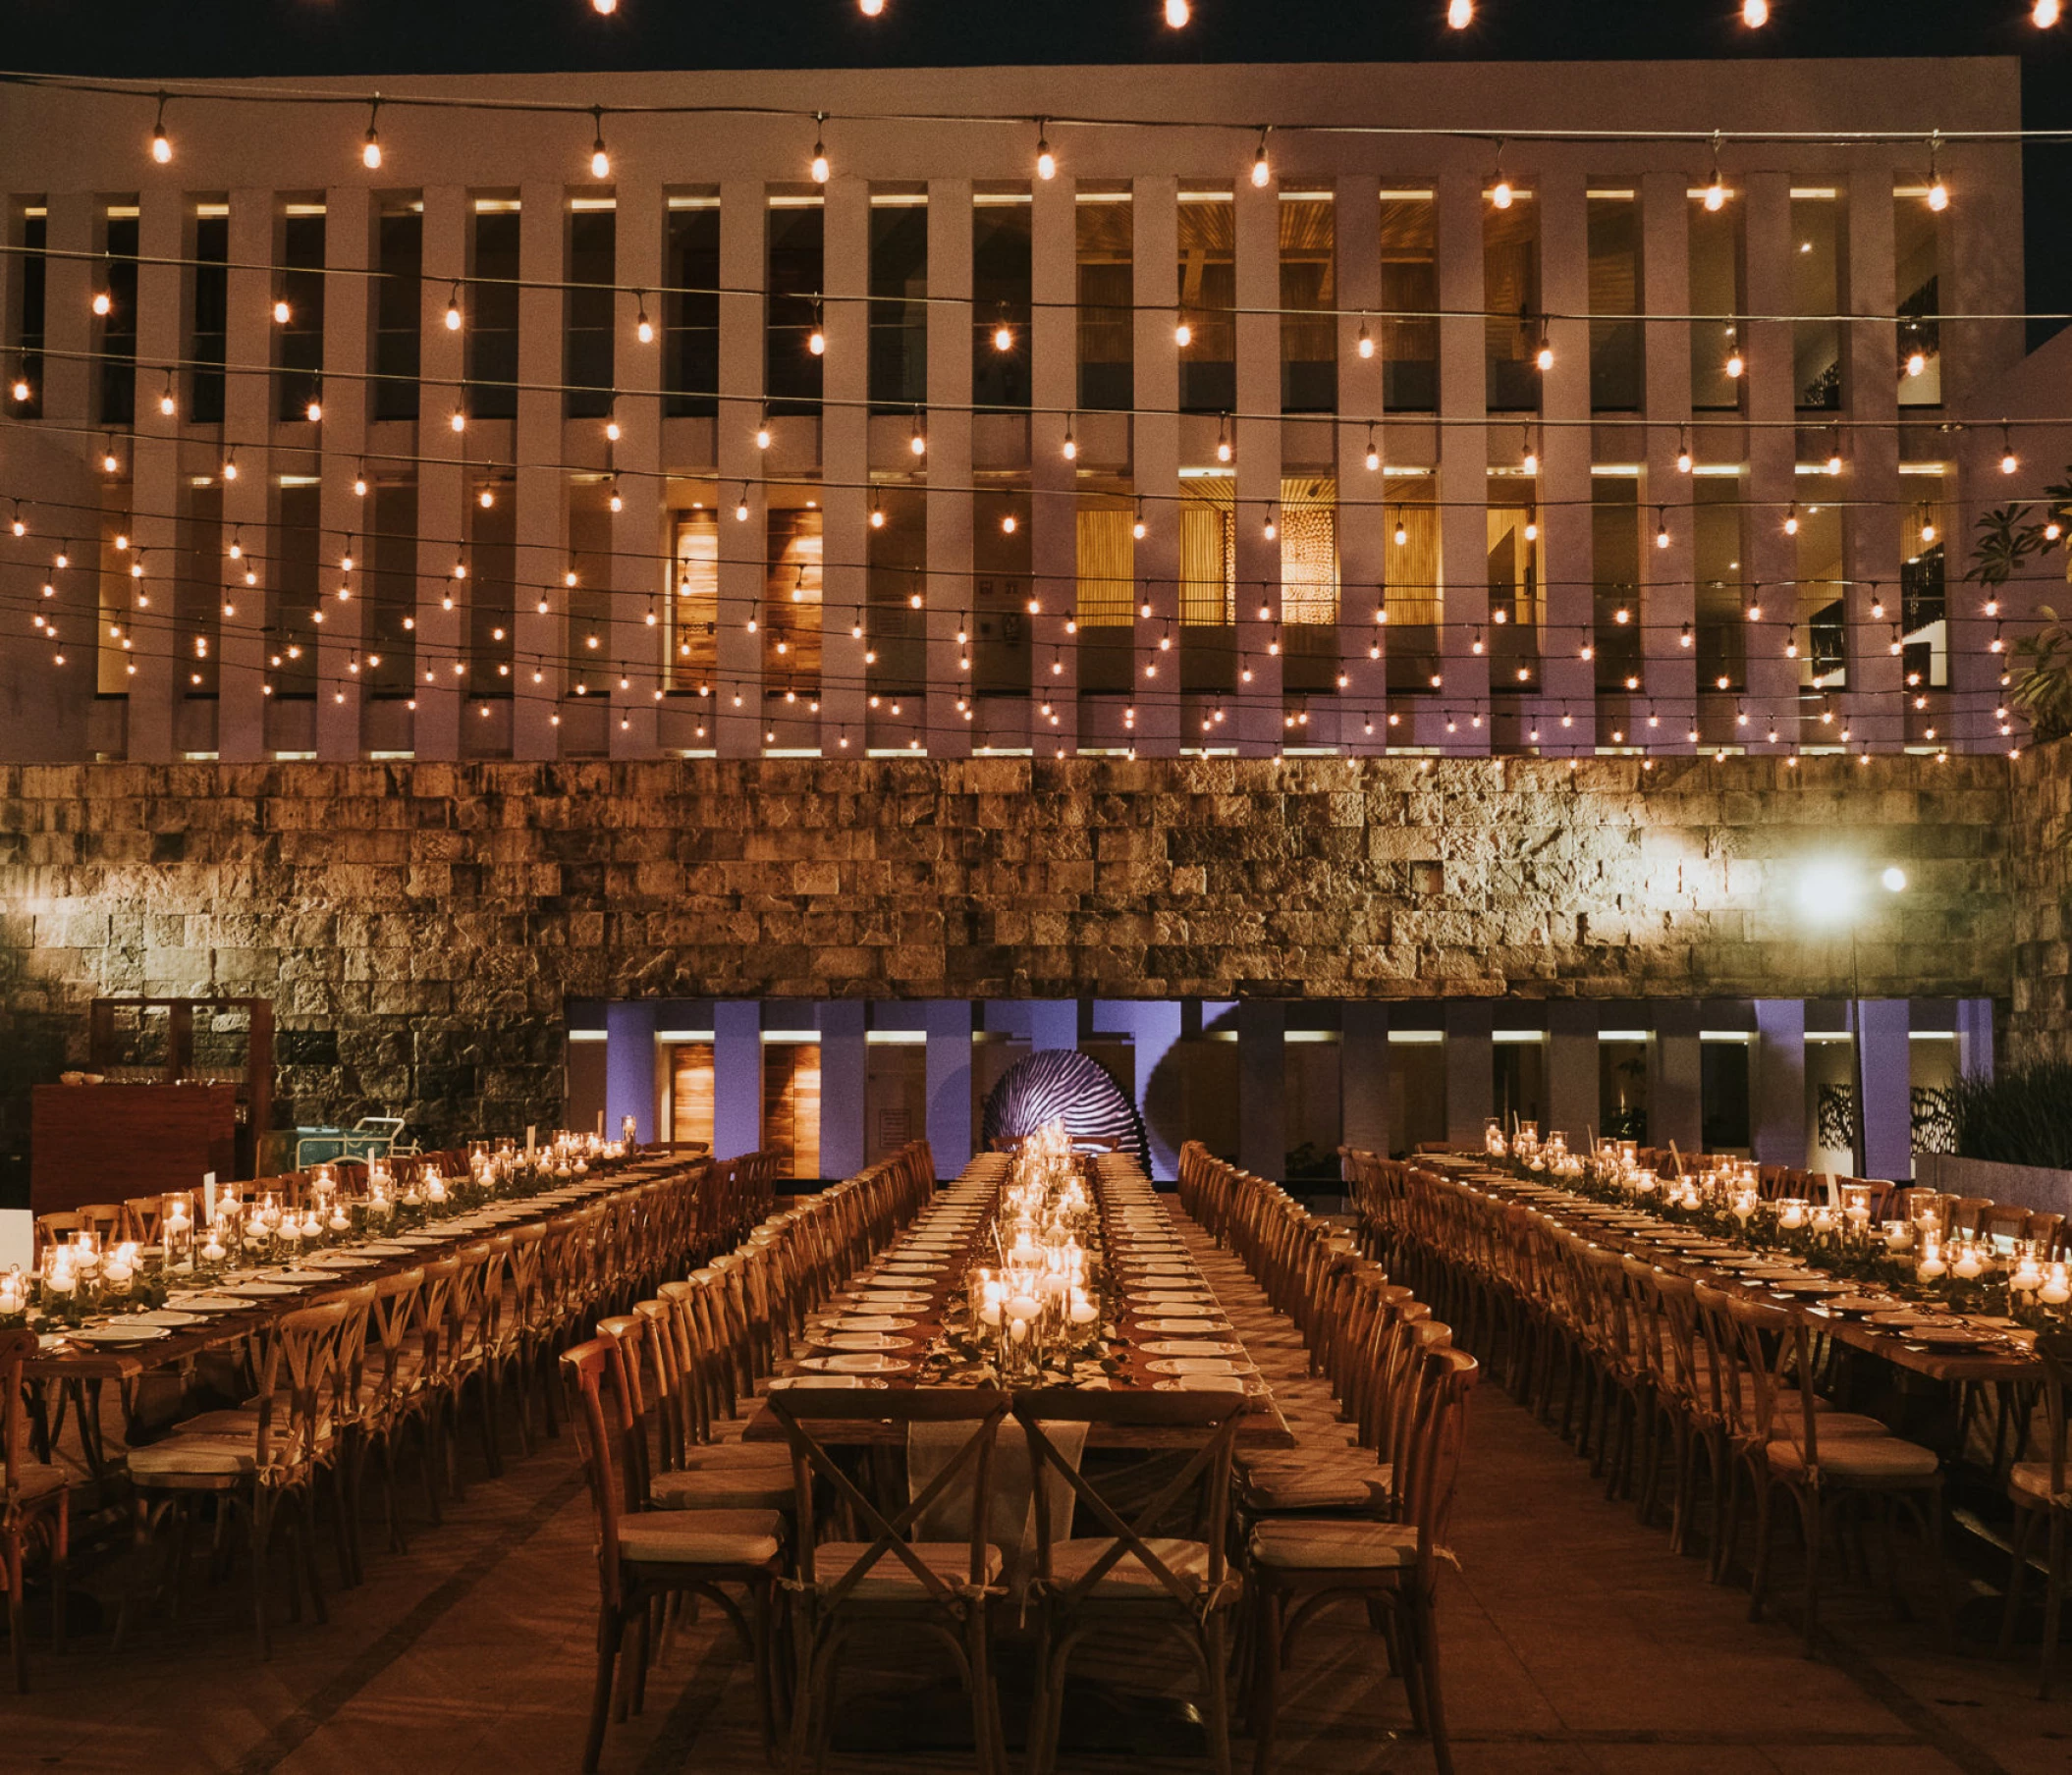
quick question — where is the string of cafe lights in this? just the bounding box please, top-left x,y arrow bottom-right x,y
574,0 -> 2064,37
13,551 -> 2027,766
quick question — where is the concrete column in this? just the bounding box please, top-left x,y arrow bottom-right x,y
39,193 -> 91,426
1335,176 -> 1385,753
1956,997 -> 1994,1081
1233,173 -> 1281,755
1341,1002 -> 1390,1156
715,181 -> 764,758
923,999 -> 973,1169
1436,164 -> 1489,752
816,999 -> 867,1181
1843,152 -> 1904,753
820,177 -> 869,755
1237,998 -> 1286,1179
414,187 -> 467,760
129,188 -> 184,764
713,999 -> 764,1159
926,178 -> 974,759
217,189 -> 275,762
1858,998 -> 1913,1182
1743,172 -> 1798,751
1129,176 -> 1179,758
1530,167 -> 1591,754
515,183 -> 568,760
1030,173 -> 1076,757
612,183 -> 665,758
605,999 -> 660,1144
1651,999 -> 1703,1155
1753,997 -> 1808,1167
1094,999 -> 1183,1181
1638,175 -> 1696,755
1444,1000 -> 1495,1149
1548,1001 -> 1599,1145
317,187 -> 372,762
1028,1000 -> 1078,1053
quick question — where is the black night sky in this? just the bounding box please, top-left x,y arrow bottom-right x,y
8,0 -> 2071,344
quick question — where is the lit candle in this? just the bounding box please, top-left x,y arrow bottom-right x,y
1917,1237 -> 1946,1281
1779,1201 -> 1806,1231
1883,1220 -> 1913,1251
1952,1244 -> 1986,1281
2044,1264 -> 2070,1307
1068,1290 -> 1098,1325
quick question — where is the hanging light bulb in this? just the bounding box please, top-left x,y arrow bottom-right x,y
1264,505 -> 1278,542
1535,321 -> 1554,372
605,414 -> 622,443
755,404 -> 772,450
1906,347 -> 1927,378
1174,315 -> 1193,349
451,407 -> 466,433
2038,0 -> 2063,25
1742,0 -> 1769,24
1036,121 -> 1057,182
305,394 -> 323,422
862,0 -> 885,13
1927,134 -> 1949,212
222,453 -> 239,482
608,477 -> 624,512
1491,141 -> 1513,210
1676,428 -> 1692,474
158,374 -> 176,417
1251,128 -> 1272,188
445,283 -> 463,330
910,410 -> 926,456
1165,0 -> 1190,23
1002,511 -> 1017,534
1132,499 -> 1147,541
736,486 -> 751,522
10,373 -> 28,403
354,462 -> 368,498
1364,424 -> 1380,472
810,115 -> 831,185
1921,510 -> 1937,545
1705,134 -> 1727,212
1656,510 -> 1671,550
92,287 -> 112,318
1783,502 -> 1799,536
869,495 -> 886,529
362,100 -> 383,169
1448,0 -> 1473,26
1062,418 -> 1077,460
1217,412 -> 1232,463
101,438 -> 120,474
1723,324 -> 1745,380
1394,513 -> 1409,547
1521,427 -> 1539,477
993,314 -> 1014,352
808,300 -> 825,355
2002,424 -> 2020,475
589,107 -> 611,180
1827,434 -> 1843,475
150,92 -> 173,164
1356,320 -> 1374,359
272,296 -> 291,324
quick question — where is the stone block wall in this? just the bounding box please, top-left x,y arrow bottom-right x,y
2011,739 -> 2072,1064
0,752 -> 2020,1156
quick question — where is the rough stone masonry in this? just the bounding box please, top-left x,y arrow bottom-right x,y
0,748 -> 2036,1157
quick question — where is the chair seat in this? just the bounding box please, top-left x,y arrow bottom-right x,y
619,1507 -> 784,1567
1769,1412 -> 1891,1440
810,1539 -> 1003,1600
2011,1463 -> 2072,1507
651,1462 -> 795,1511
1248,1518 -> 1422,1571
12,1462 -> 67,1503
128,1434 -> 266,1478
1240,1461 -> 1390,1513
1764,1433 -> 1939,1480
1045,1536 -> 1219,1596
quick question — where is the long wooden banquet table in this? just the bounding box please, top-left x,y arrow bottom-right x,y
21,1152 -> 693,1471
1423,1153 -> 2046,1393
743,1151 -> 1293,1451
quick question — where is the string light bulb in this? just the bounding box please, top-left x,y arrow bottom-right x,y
1036,122 -> 1057,182
150,92 -> 172,164
589,107 -> 611,180
1491,141 -> 1513,210
1705,134 -> 1727,212
1216,412 -> 1232,463
1534,321 -> 1554,372
2039,0 -> 2063,25
736,486 -> 751,522
1174,315 -> 1192,349
1165,0 -> 1189,24
1724,324 -> 1744,380
2002,424 -> 2020,475
808,300 -> 825,355
1132,499 -> 1147,541
1062,418 -> 1077,461
1251,128 -> 1271,188
1521,427 -> 1539,477
361,100 -> 382,170
92,288 -> 112,318
272,296 -> 291,324
1742,0 -> 1769,24
445,284 -> 463,330
910,410 -> 926,456
1357,320 -> 1374,358
1783,502 -> 1799,536
1927,134 -> 1949,212
862,0 -> 885,13
1448,0 -> 1473,26
10,374 -> 27,403
1676,428 -> 1692,474
1364,423 -> 1381,472
158,374 -> 176,417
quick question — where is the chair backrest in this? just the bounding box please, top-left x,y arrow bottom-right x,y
765,1387 -> 1009,1609
1725,1292 -> 1822,1465
1010,1386 -> 1244,1610
1397,1347 -> 1480,1571
563,1338 -> 633,1609
250,1300 -> 355,1475
2032,1332 -> 2072,1498
0,1325 -> 36,1493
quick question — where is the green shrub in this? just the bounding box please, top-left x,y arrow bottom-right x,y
1943,1061 -> 2072,1170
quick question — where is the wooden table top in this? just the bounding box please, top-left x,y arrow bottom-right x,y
742,1161 -> 1294,1451
1428,1156 -> 2044,1386
21,1159 -> 682,1384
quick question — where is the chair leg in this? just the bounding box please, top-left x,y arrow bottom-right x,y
7,1537 -> 26,1694
1798,1489 -> 1825,1657
1203,1611 -> 1234,1775
1747,1478 -> 1775,1622
2045,1513 -> 2067,1702
2003,1505 -> 2036,1657
1249,1586 -> 1282,1775
250,1494 -> 275,1660
582,1605 -> 623,1775
1413,1588 -> 1454,1775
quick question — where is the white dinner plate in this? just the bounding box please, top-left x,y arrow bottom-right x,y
136,1310 -> 205,1328
1147,1357 -> 1251,1376
1155,1374 -> 1247,1393
1141,1339 -> 1245,1358
307,1254 -> 378,1269
798,1353 -> 914,1374
73,1322 -> 172,1344
767,1374 -> 886,1390
1136,1318 -> 1234,1334
226,1281 -> 301,1297
830,1317 -> 917,1333
814,1333 -> 915,1353
166,1293 -> 254,1314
